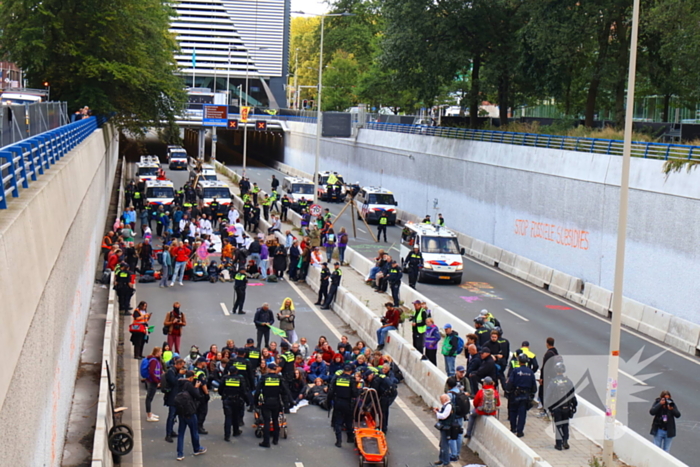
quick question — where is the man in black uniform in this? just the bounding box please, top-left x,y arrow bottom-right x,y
230,348 -> 255,393
315,262 -> 330,305
328,365 -> 359,447
404,246 -> 423,289
249,204 -> 261,231
280,195 -> 291,222
232,268 -> 248,315
279,342 -> 296,401
474,317 -> 491,347
387,260 -> 403,307
365,370 -> 397,433
545,362 -> 577,450
505,353 -> 537,437
320,262 -> 342,310
210,198 -> 220,228
115,263 -> 134,315
254,363 -> 292,448
220,365 -> 251,441
242,198 -> 253,230
193,358 -> 211,434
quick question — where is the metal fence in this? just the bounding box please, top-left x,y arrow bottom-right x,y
0,102 -> 68,148
364,121 -> 700,161
0,115 -> 106,209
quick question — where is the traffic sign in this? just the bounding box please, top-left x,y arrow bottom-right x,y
309,204 -> 322,216
241,106 -> 251,123
202,104 -> 228,127
227,119 -> 238,129
256,120 -> 267,131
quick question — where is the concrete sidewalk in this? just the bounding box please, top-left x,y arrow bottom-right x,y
332,261 -> 624,467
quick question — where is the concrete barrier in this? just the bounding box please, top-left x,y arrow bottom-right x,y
526,261 -> 554,288
621,297 -> 645,331
583,283 -> 613,317
512,255 -> 533,281
638,307 -> 671,342
306,258 -> 553,467
482,243 -> 504,266
548,270 -> 578,298
664,316 -> 700,354
456,232 -> 474,254
469,238 -> 486,262
573,398 -> 688,467
498,250 -> 518,275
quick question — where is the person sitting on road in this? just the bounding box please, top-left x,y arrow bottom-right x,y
308,354 -> 329,382
307,378 -> 329,408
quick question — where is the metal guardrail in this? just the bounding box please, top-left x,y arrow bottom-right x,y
365,121 -> 700,161
0,116 -> 105,209
0,102 -> 68,148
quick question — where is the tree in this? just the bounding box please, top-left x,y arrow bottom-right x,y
0,0 -> 186,135
322,51 -> 360,111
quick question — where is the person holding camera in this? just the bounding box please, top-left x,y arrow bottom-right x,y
376,302 -> 401,350
174,370 -> 207,461
164,302 -> 187,354
650,390 -> 681,452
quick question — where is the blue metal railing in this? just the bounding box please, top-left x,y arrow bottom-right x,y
364,121 -> 700,161
0,116 -> 103,209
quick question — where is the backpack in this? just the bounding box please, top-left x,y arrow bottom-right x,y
454,336 -> 465,355
140,357 -> 154,379
479,388 -> 496,413
160,369 -> 172,394
174,388 -> 198,417
451,391 -> 471,419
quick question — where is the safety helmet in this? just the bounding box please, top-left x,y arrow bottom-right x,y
555,362 -> 566,374
480,309 -> 489,316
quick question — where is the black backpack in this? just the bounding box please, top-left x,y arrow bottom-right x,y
160,369 -> 173,394
451,391 -> 471,419
174,388 -> 197,417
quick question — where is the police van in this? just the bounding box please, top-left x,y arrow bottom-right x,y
190,163 -> 217,182
167,146 -> 188,170
399,222 -> 465,284
196,180 -> 232,207
354,187 -> 398,224
144,179 -> 175,207
136,155 -> 161,181
282,176 -> 315,207
316,171 -> 346,202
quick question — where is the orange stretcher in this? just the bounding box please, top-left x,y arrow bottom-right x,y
354,388 -> 388,467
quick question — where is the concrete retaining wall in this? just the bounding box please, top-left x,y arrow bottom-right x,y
281,122 -> 700,327
0,126 -> 119,466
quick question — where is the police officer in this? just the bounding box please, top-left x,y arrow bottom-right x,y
365,370 -> 397,433
509,341 -> 539,376
194,358 -> 211,434
377,212 -> 388,242
232,268 -> 247,315
495,327 -> 510,388
410,300 -> 427,354
230,348 -> 254,393
210,197 -> 220,228
545,362 -> 577,450
125,180 -> 135,207
220,365 -> 251,441
505,353 -> 537,437
115,262 -> 134,315
474,317 -> 491,347
262,195 -> 271,220
404,246 -> 423,289
320,262 -> 342,310
243,198 -> 253,230
280,195 -> 291,222
387,260 -> 403,307
328,365 -> 359,447
421,215 -> 431,224
254,363 -> 292,448
315,262 -> 330,305
251,182 -> 261,205
279,342 -> 296,387
250,204 -> 261,231
437,213 -> 445,226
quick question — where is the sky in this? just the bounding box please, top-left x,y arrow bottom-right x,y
290,0 -> 330,16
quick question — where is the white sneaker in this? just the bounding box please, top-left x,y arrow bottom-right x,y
169,282 -> 174,287
147,415 -> 158,422
179,282 -> 184,286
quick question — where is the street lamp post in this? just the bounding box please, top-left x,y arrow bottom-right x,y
602,0 -> 641,465
235,45 -> 267,177
292,10 -> 354,204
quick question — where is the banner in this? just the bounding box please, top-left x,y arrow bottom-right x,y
241,106 -> 251,123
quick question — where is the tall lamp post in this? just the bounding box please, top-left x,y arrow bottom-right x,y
602,0 -> 641,465
233,45 -> 267,177
292,11 -> 355,204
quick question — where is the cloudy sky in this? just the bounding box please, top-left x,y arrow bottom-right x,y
290,0 -> 330,15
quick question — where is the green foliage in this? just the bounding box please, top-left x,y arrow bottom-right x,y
0,0 -> 186,135
322,51 -> 360,111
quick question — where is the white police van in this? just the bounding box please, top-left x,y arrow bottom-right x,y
190,163 -> 217,182
196,180 -> 232,207
354,187 -> 398,224
316,171 -> 346,201
399,222 -> 465,284
136,155 -> 161,181
282,176 -> 315,204
144,179 -> 175,207
167,146 -> 188,170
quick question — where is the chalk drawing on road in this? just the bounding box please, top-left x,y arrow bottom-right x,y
459,282 -> 503,300
248,282 -> 265,286
545,305 -> 572,310
228,318 -> 252,325
460,296 -> 483,303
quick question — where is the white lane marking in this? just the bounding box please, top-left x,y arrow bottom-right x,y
504,307 -> 529,322
390,246 -> 399,252
285,278 -> 439,449
295,463 -> 304,467
358,228 -> 366,233
220,302 -> 231,316
620,369 -> 648,386
460,254 -> 700,366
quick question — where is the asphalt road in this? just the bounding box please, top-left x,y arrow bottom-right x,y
132,163 -> 443,467
226,160 -> 700,465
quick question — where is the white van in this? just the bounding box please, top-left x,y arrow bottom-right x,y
354,187 -> 398,224
282,176 -> 315,204
136,155 -> 161,181
144,180 -> 175,207
399,222 -> 465,284
316,171 -> 346,202
190,163 -> 218,182
167,146 -> 188,170
196,180 -> 232,207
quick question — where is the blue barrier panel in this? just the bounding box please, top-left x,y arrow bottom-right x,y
0,116 -> 105,209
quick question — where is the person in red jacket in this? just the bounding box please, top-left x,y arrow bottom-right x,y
465,376 -> 500,439
376,302 -> 401,350
170,240 -> 191,286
